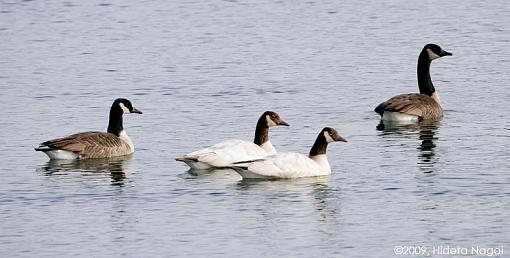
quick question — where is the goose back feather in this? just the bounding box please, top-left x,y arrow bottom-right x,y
37,131 -> 134,159
374,93 -> 443,120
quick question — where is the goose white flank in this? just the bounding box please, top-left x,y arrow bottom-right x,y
230,127 -> 346,179
176,111 -> 289,170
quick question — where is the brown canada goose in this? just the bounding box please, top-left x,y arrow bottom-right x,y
175,111 -> 289,170
35,98 -> 142,159
375,44 -> 452,121
230,127 -> 347,179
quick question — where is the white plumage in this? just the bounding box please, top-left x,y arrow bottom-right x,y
43,149 -> 80,160
176,111 -> 289,170
381,111 -> 419,122
232,127 -> 347,179
181,139 -> 274,169
235,153 -> 331,179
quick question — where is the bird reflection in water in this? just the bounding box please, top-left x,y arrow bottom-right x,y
235,176 -> 338,217
377,120 -> 441,173
39,154 -> 132,185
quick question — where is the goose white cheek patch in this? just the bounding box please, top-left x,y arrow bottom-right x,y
119,103 -> 130,114
427,49 -> 441,60
324,131 -> 335,143
266,115 -> 277,127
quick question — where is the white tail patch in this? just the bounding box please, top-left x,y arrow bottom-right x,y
427,49 -> 441,60
119,103 -> 130,114
324,131 -> 335,143
382,111 -> 419,122
44,149 -> 79,160
266,115 -> 277,127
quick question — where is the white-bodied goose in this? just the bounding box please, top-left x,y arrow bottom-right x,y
176,111 -> 289,170
375,44 -> 452,121
230,127 -> 347,179
35,98 -> 142,159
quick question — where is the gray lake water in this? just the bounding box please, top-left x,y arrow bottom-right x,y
1,0 -> 509,257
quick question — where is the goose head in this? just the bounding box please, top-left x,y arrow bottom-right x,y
113,98 -> 143,115
423,44 -> 452,61
262,111 -> 289,127
322,127 -> 347,143
309,127 -> 347,157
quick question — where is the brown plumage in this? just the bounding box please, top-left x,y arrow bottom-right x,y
374,44 -> 451,121
39,132 -> 133,159
36,98 -> 142,160
374,93 -> 443,120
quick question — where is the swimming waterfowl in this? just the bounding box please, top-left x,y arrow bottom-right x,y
230,127 -> 347,179
176,111 -> 289,170
375,44 -> 452,121
35,98 -> 142,159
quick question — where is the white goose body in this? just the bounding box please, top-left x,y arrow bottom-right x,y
177,111 -> 288,170
235,153 -> 331,179
232,127 -> 347,179
180,139 -> 275,170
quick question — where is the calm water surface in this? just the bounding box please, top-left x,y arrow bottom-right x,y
1,0 -> 509,257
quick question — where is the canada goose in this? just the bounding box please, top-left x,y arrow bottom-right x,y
375,44 -> 452,121
230,127 -> 347,179
176,111 -> 289,170
35,98 -> 142,159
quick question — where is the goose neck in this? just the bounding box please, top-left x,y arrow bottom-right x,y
309,134 -> 328,157
254,119 -> 269,146
107,108 -> 124,136
417,51 -> 435,96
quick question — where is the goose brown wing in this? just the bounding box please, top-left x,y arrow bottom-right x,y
374,93 -> 441,118
40,131 -> 131,158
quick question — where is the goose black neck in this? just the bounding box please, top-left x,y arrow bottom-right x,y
253,118 -> 269,146
417,50 -> 435,96
107,107 -> 124,136
309,134 -> 328,157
